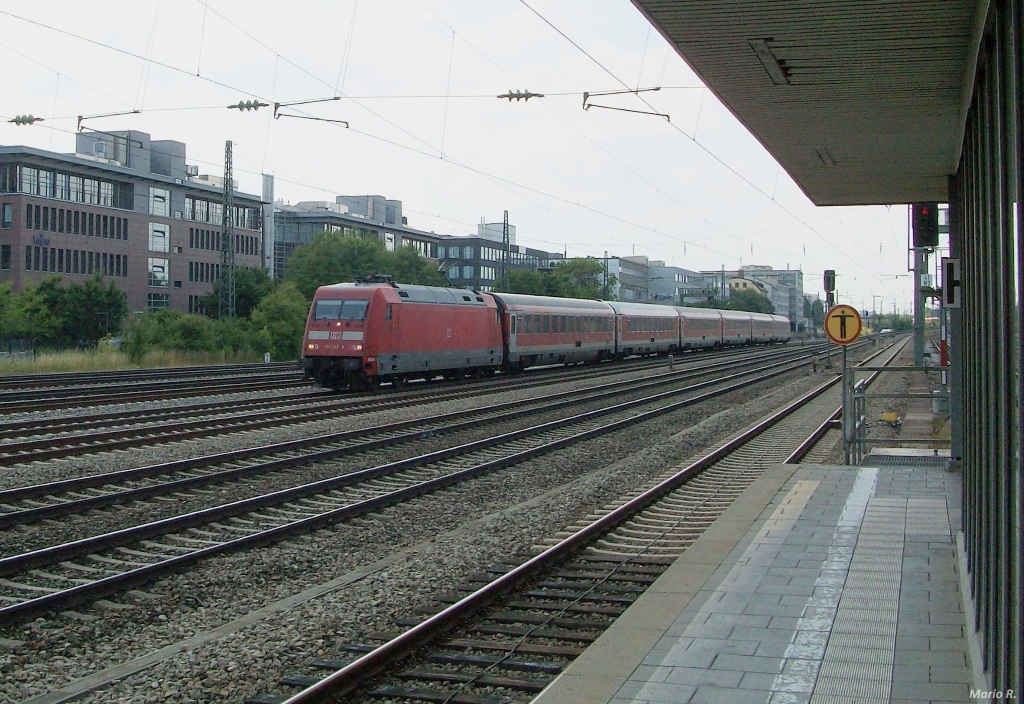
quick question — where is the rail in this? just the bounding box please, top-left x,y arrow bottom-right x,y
276,339 -> 903,704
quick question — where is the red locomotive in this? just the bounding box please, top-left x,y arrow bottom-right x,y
301,278 -> 791,390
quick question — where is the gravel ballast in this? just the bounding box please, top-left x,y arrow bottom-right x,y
0,361 -> 839,703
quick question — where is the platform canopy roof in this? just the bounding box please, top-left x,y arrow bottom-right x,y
631,0 -> 985,205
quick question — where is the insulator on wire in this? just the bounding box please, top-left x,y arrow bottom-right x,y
228,100 -> 268,112
497,90 -> 544,102
9,115 -> 43,126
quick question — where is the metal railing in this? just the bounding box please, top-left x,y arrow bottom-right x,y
844,364 -> 950,465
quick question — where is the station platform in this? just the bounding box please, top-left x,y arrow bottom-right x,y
533,457 -> 974,704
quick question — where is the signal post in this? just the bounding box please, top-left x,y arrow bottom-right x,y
825,304 -> 862,464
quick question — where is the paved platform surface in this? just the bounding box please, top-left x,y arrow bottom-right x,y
533,460 -> 971,704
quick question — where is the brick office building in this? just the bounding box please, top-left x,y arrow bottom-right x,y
0,130 -> 265,316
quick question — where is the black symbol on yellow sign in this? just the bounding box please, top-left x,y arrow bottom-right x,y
824,305 -> 862,345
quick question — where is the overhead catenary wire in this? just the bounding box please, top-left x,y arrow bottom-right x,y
413,0 -> 765,258
515,0 -> 879,278
0,5 -> 886,280
3,1 -> 731,261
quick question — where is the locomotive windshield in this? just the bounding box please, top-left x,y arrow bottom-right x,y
314,299 -> 370,321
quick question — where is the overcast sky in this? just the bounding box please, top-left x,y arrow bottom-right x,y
0,0 -> 922,314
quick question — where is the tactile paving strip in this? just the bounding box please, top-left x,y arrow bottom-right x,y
810,496 -> 907,703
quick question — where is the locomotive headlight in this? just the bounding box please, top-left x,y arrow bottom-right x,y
355,344 -> 363,351
307,344 -> 315,350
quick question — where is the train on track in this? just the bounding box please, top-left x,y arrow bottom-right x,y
301,278 -> 791,390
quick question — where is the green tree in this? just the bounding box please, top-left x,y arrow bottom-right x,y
389,245 -> 449,287
0,283 -> 14,340
284,232 -> 387,299
727,288 -> 775,314
495,259 -> 617,300
200,266 -> 275,319
689,295 -> 727,310
120,313 -> 153,363
64,275 -> 128,345
551,259 -> 615,299
803,297 -> 825,328
250,282 -> 309,361
9,281 -> 63,347
495,266 -> 561,294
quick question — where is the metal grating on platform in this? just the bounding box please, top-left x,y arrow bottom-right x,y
861,454 -> 950,467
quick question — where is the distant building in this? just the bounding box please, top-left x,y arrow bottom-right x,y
704,265 -> 805,326
436,236 -> 562,292
272,196 -> 438,279
477,217 -> 516,246
646,260 -> 718,305
605,256 -> 649,302
730,277 -> 767,294
0,130 -> 265,315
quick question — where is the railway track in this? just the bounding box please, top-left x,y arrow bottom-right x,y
241,337 -> 906,704
0,340 -> 835,415
0,360 -> 300,391
0,343 -> 842,531
0,372 -> 307,414
0,343 -> 835,623
0,343 -> 832,466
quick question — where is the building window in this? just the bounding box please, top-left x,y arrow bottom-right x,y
99,181 -> 113,207
150,187 -> 170,217
84,179 -> 99,205
147,293 -> 170,311
437,246 -> 446,259
38,170 -> 52,198
54,173 -> 68,200
462,265 -> 474,279
148,258 -> 169,287
463,246 -> 473,259
70,176 -> 84,203
1,204 -> 11,229
20,166 -> 38,195
149,223 -> 169,253
0,244 -> 9,270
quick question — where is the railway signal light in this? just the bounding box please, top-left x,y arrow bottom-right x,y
9,115 -> 43,126
823,269 -> 836,293
912,202 -> 939,248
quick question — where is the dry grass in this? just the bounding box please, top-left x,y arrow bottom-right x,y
0,346 -> 261,375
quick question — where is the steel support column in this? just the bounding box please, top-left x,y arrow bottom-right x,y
953,0 -> 1023,691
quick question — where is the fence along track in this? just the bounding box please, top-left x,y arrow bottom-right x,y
0,345 -> 822,528
0,349 -> 816,623
253,339 -> 904,704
